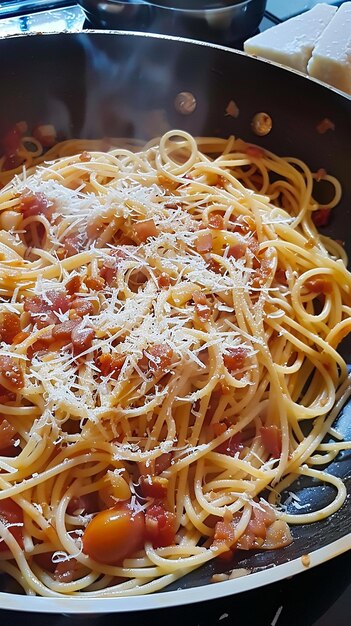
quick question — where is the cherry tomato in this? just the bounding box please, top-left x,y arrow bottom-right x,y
0,498 -> 23,552
82,503 -> 145,564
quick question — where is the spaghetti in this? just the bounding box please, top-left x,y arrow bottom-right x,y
0,130 -> 350,597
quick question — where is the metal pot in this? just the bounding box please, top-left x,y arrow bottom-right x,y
78,0 -> 267,44
0,31 -> 351,613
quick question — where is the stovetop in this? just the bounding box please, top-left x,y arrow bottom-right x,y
0,2 -> 350,625
0,1 -> 345,39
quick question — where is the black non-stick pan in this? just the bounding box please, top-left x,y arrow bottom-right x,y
0,31 -> 351,613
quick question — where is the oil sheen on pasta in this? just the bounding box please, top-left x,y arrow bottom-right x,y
0,130 -> 350,598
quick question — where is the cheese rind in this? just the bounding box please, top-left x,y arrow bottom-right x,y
244,3 -> 337,73
307,2 -> 351,95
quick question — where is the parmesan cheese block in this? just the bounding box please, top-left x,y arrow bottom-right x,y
244,3 -> 337,73
307,2 -> 351,95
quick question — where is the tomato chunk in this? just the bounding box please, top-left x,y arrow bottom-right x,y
145,504 -> 176,548
85,276 -> 105,291
223,346 -> 248,372
215,433 -> 243,457
82,503 -> 145,564
0,312 -> 21,344
2,126 -> 21,156
260,425 -> 282,458
71,297 -> 94,318
192,291 -> 211,322
305,278 -> 332,294
0,356 -> 23,390
63,234 -> 86,258
98,354 -> 126,379
147,344 -> 173,374
66,275 -> 81,296
0,419 -> 16,451
312,208 -> 331,228
213,519 -> 235,551
133,219 -> 158,243
139,475 -> 169,499
0,498 -> 23,551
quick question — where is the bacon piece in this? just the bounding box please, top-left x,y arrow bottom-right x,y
139,475 -> 169,499
19,193 -> 53,221
79,151 -> 92,162
245,145 -> 265,158
164,202 -> 182,210
192,290 -> 211,322
71,325 -> 95,356
196,232 -> 213,253
0,312 -> 21,344
66,275 -> 81,296
98,354 -> 125,379
0,419 -> 16,450
145,504 -> 176,548
262,519 -> 292,549
133,219 -> 158,243
260,425 -> 282,458
63,234 -> 86,258
0,356 -> 23,390
227,243 -> 246,260
213,519 -> 235,554
23,291 -> 70,329
212,422 -> 227,437
305,278 -> 332,295
147,344 -> 173,373
157,174 -> 179,191
100,264 -> 117,286
85,276 -> 105,291
316,118 -> 335,134
71,298 -> 94,318
312,208 -> 331,228
99,249 -> 127,285
223,346 -> 248,372
314,168 -> 327,182
208,214 -> 224,230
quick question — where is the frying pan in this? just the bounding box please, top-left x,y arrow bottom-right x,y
0,31 -> 351,613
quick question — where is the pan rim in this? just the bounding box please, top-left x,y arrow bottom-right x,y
0,532 -> 350,612
0,27 -> 350,612
0,29 -> 350,103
